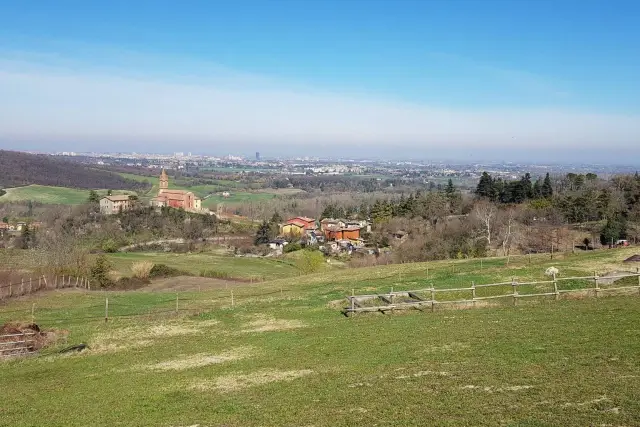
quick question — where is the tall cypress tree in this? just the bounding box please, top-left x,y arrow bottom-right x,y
541,173 -> 553,198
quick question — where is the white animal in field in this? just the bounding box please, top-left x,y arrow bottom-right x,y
545,267 -> 559,277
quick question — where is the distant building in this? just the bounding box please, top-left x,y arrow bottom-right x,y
281,217 -> 317,236
256,152 -> 261,161
100,195 -> 133,214
151,169 -> 202,211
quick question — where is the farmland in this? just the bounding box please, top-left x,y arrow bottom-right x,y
1,248 -> 640,426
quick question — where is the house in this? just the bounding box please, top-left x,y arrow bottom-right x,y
151,169 -> 202,211
100,195 -> 133,215
222,191 -> 231,198
16,222 -> 27,231
281,217 -> 317,236
0,222 -> 9,231
268,239 -> 288,250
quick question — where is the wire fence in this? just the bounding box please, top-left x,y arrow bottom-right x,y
0,275 -> 90,300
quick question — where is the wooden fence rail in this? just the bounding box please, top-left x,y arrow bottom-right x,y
0,276 -> 91,301
0,331 -> 37,357
344,270 -> 640,316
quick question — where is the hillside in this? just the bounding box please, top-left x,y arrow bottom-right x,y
1,248 -> 640,426
0,150 -> 149,191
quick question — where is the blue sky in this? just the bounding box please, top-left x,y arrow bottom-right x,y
0,0 -> 639,161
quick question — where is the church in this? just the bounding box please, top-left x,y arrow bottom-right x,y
151,169 -> 202,211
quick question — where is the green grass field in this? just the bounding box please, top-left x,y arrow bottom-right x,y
0,185 -> 137,205
1,248 -> 640,426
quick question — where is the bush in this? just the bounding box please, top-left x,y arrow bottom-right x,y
108,276 -> 149,290
200,269 -> 230,279
90,255 -> 114,288
131,261 -> 154,279
284,243 -> 302,253
295,250 -> 325,274
149,263 -> 189,278
101,238 -> 119,253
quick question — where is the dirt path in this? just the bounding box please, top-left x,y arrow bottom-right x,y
144,276 -> 249,292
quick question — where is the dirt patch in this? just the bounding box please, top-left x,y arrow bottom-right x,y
144,276 -> 246,292
136,347 -> 252,371
240,315 -> 306,333
1,322 -> 68,358
190,369 -> 313,392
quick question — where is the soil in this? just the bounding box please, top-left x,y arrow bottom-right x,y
0,322 -> 67,357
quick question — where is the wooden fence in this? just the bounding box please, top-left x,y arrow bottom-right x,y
0,331 -> 37,357
0,275 -> 91,301
344,269 -> 640,316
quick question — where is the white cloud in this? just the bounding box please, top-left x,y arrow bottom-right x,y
0,55 -> 638,154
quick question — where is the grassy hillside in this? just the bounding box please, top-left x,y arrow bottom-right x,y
1,248 -> 640,426
0,185 -> 137,205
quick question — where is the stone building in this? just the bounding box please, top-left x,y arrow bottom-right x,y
151,169 -> 202,211
100,195 -> 133,214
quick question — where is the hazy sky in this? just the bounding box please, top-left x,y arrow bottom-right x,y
0,0 -> 639,162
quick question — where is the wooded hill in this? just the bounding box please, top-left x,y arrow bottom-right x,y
0,150 -> 150,191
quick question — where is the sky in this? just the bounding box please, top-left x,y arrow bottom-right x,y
0,0 -> 639,162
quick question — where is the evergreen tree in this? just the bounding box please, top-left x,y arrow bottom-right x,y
475,172 -> 494,199
445,179 -> 456,196
254,220 -> 271,245
27,200 -> 33,217
600,217 -> 626,246
88,190 -> 100,203
541,173 -> 553,198
520,173 -> 533,199
270,211 -> 283,225
107,189 -> 113,196
20,225 -> 33,249
532,178 -> 542,199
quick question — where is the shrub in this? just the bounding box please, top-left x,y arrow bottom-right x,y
284,243 -> 302,253
131,261 -> 154,279
101,238 -> 119,253
200,269 -> 230,279
295,250 -> 325,274
149,263 -> 189,278
90,255 -> 113,288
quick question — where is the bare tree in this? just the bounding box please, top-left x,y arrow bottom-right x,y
473,201 -> 496,246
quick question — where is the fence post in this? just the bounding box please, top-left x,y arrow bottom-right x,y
175,293 -> 179,313
9,280 -> 12,297
21,278 -> 24,295
55,275 -> 58,288
350,289 -> 355,316
87,280 -> 91,291
594,271 -> 599,298
637,267 -> 639,295
31,303 -> 35,324
471,281 -> 476,307
512,277 -> 517,306
553,272 -> 559,300
42,275 -> 47,289
105,298 -> 109,322
231,290 -> 235,308
430,287 -> 435,312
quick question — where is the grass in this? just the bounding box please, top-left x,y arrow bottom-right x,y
202,191 -> 276,208
105,251 -> 300,280
0,185 -> 137,205
1,248 -> 640,426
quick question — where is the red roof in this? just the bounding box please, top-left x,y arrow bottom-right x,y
286,217 -> 316,229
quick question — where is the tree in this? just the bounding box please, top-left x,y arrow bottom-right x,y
254,220 -> 271,245
88,190 -> 100,203
445,179 -> 456,196
473,201 -> 496,247
541,173 -> 553,198
19,225 -> 34,249
270,211 -> 283,225
107,189 -> 113,196
476,172 -> 494,199
2,216 -> 8,224
600,217 -> 626,246
90,255 -> 113,288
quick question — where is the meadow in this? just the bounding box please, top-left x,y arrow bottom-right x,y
0,185 -> 137,205
1,247 -> 640,426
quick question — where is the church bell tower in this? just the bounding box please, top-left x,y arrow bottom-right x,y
160,169 -> 169,189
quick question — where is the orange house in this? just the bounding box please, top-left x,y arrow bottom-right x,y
324,226 -> 361,241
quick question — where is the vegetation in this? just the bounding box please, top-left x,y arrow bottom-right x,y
0,185 -> 137,205
1,248 -> 639,426
0,150 -> 149,191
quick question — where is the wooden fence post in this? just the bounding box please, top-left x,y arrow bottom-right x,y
21,278 -> 24,295
9,280 -> 12,297
43,275 -> 47,289
105,298 -> 109,322
175,293 -> 179,313
231,290 -> 235,308
594,271 -> 599,298
553,272 -> 559,300
471,281 -> 476,307
31,303 -> 35,324
350,289 -> 355,316
512,277 -> 517,306
430,287 -> 435,312
29,277 -> 32,294
54,275 -> 58,288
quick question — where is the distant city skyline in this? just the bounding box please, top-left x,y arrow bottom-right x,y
1,1 -> 639,163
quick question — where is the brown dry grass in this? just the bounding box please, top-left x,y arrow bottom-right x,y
240,315 -> 306,333
89,323 -> 202,354
131,261 -> 154,279
190,369 -> 313,392
136,347 -> 252,371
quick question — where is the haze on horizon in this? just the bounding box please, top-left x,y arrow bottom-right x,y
0,0 -> 639,163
